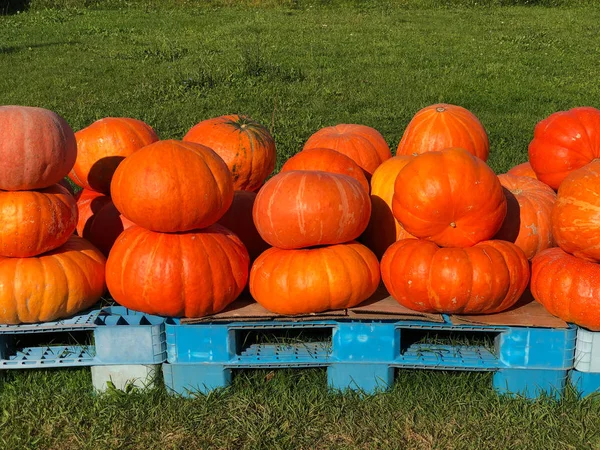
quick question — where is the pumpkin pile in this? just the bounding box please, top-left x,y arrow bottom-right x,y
526,106 -> 600,331
71,117 -> 159,256
248,125 -> 389,314
0,106 -> 106,324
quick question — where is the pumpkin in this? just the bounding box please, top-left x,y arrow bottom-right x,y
69,117 -> 158,194
360,155 -> 415,259
507,162 -> 537,179
552,160 -> 600,262
250,241 -> 380,314
0,105 -> 77,191
531,247 -> 600,331
494,174 -> 556,260
253,171 -> 371,249
75,190 -> 134,257
58,178 -> 77,196
0,236 -> 106,324
0,184 -> 78,257
303,124 -> 392,177
217,190 -> 269,261
381,239 -> 529,314
396,103 -> 489,161
183,114 -> 276,192
392,147 -> 506,248
280,148 -> 369,192
110,140 -> 234,233
106,224 -> 249,318
528,106 -> 600,190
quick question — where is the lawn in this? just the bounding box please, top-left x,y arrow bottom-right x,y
2,2 -> 600,449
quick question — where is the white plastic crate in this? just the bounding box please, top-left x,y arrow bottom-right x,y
92,364 -> 160,392
574,328 -> 600,372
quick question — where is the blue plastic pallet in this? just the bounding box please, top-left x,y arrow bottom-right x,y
570,370 -> 600,398
163,315 -> 576,399
0,306 -> 167,369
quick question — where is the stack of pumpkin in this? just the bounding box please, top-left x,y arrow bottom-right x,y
527,107 -> 600,331
71,117 -> 159,256
249,124 -> 391,314
0,106 -> 106,324
105,115 -> 278,317
372,104 -> 557,315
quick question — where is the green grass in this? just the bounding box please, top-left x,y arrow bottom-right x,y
3,3 -> 600,448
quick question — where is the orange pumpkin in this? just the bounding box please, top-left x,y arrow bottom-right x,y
0,184 -> 78,257
106,224 -> 249,318
75,190 -> 134,257
0,236 -> 106,324
111,140 -> 234,233
69,117 -> 159,194
250,241 -> 380,314
392,147 -> 506,248
280,148 -> 369,192
528,107 -> 600,190
183,114 -> 276,192
552,160 -> 600,262
494,174 -> 556,260
360,155 -> 415,259
531,247 -> 600,330
396,103 -> 489,161
507,162 -> 537,179
381,239 -> 529,314
217,190 -> 269,261
303,124 -> 392,177
253,171 -> 371,249
0,106 -> 77,191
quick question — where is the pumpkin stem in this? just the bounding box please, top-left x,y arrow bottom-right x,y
436,106 -> 446,113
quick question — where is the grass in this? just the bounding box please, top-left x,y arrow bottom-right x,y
2,2 -> 600,448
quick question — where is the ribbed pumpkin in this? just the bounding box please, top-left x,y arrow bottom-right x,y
250,241 -> 380,314
396,104 -> 489,161
360,155 -> 415,259
69,117 -> 159,194
528,106 -> 600,190
111,140 -> 234,233
0,184 -> 78,257
253,171 -> 371,249
217,190 -> 269,261
280,148 -> 369,192
183,114 -> 276,192
75,189 -> 134,257
552,160 -> 600,262
392,147 -> 506,248
106,224 -> 249,317
0,106 -> 77,191
381,239 -> 529,314
507,162 -> 537,179
0,236 -> 106,324
531,247 -> 600,331
494,174 -> 556,260
303,124 -> 392,177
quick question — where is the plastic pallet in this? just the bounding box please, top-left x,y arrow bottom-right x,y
570,370 -> 600,398
574,327 -> 600,372
163,316 -> 576,398
0,306 -> 167,369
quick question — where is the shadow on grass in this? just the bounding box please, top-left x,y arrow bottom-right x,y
1,0 -> 31,15
0,41 -> 78,53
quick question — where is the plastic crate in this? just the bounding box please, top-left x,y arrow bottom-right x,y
163,316 -> 576,398
0,306 -> 167,369
574,327 -> 600,372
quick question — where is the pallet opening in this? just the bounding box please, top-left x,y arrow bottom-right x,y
235,327 -> 333,359
399,329 -> 499,357
1,330 -> 95,362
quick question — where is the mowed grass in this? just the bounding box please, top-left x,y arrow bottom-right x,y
2,3 -> 600,449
